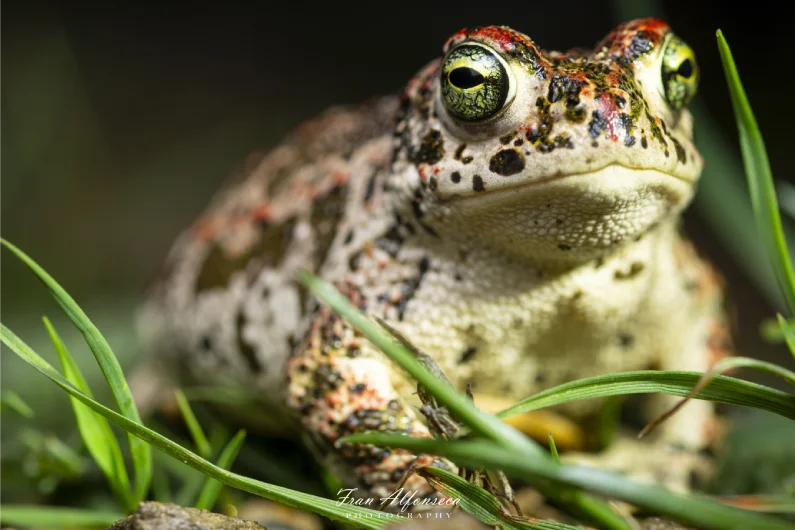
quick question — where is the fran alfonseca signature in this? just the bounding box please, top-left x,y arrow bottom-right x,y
336,487 -> 460,518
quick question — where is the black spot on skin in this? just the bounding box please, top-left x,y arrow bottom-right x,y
641,137 -> 648,148
588,110 -> 608,139
619,112 -> 636,147
363,169 -> 378,203
348,250 -> 362,271
558,244 -> 571,251
547,75 -> 583,106
450,171 -> 462,183
472,175 -> 485,192
671,137 -> 687,164
310,185 -> 348,268
343,230 -> 354,245
236,312 -> 264,373
619,334 -> 635,348
489,149 -> 525,176
459,346 -> 477,363
461,155 -> 474,165
429,176 -> 437,191
201,336 -> 212,351
411,194 -> 424,220
411,129 -> 444,165
628,31 -> 654,59
396,256 -> 431,320
376,225 -> 405,257
454,273 -> 463,282
350,383 -> 367,394
454,143 -> 467,160
538,134 -> 574,153
419,221 -> 439,238
499,132 -> 516,145
614,262 -> 645,280
513,138 -> 524,147
566,106 -> 587,123
689,470 -> 704,490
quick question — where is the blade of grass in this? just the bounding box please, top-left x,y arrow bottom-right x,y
640,358 -> 795,438
496,371 -> 795,421
1,238 -> 152,502
0,390 -> 35,418
0,324 -> 404,529
778,314 -> 795,360
195,429 -> 246,511
714,495 -> 795,514
341,434 -> 795,530
418,466 -> 579,530
297,270 -> 630,530
548,434 -> 560,464
717,31 -> 795,315
174,389 -> 212,459
0,505 -> 124,528
19,427 -> 85,478
43,316 -> 135,512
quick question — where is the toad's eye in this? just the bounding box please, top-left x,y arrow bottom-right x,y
441,43 -> 514,121
660,33 -> 699,110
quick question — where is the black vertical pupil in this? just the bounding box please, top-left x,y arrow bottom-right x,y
677,58 -> 693,78
449,67 -> 485,89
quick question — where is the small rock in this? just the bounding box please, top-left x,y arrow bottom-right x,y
108,501 -> 266,530
236,499 -> 322,530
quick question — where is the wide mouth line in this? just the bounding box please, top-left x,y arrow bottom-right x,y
444,162 -> 691,201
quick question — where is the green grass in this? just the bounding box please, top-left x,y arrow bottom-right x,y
194,429 -> 246,511
0,390 -> 35,418
3,26 -> 795,530
716,30 -> 795,316
174,389 -> 212,459
43,316 -> 134,511
495,370 -> 795,421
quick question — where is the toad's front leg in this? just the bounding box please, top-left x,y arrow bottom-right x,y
286,303 -> 455,505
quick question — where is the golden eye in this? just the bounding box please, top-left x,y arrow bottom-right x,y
661,33 -> 699,110
441,43 -> 514,121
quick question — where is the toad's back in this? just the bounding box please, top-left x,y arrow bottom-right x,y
139,96 -> 400,412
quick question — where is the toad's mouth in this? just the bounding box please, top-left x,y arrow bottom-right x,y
443,163 -> 696,203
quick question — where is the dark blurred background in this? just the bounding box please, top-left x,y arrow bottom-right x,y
2,0 -> 794,503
